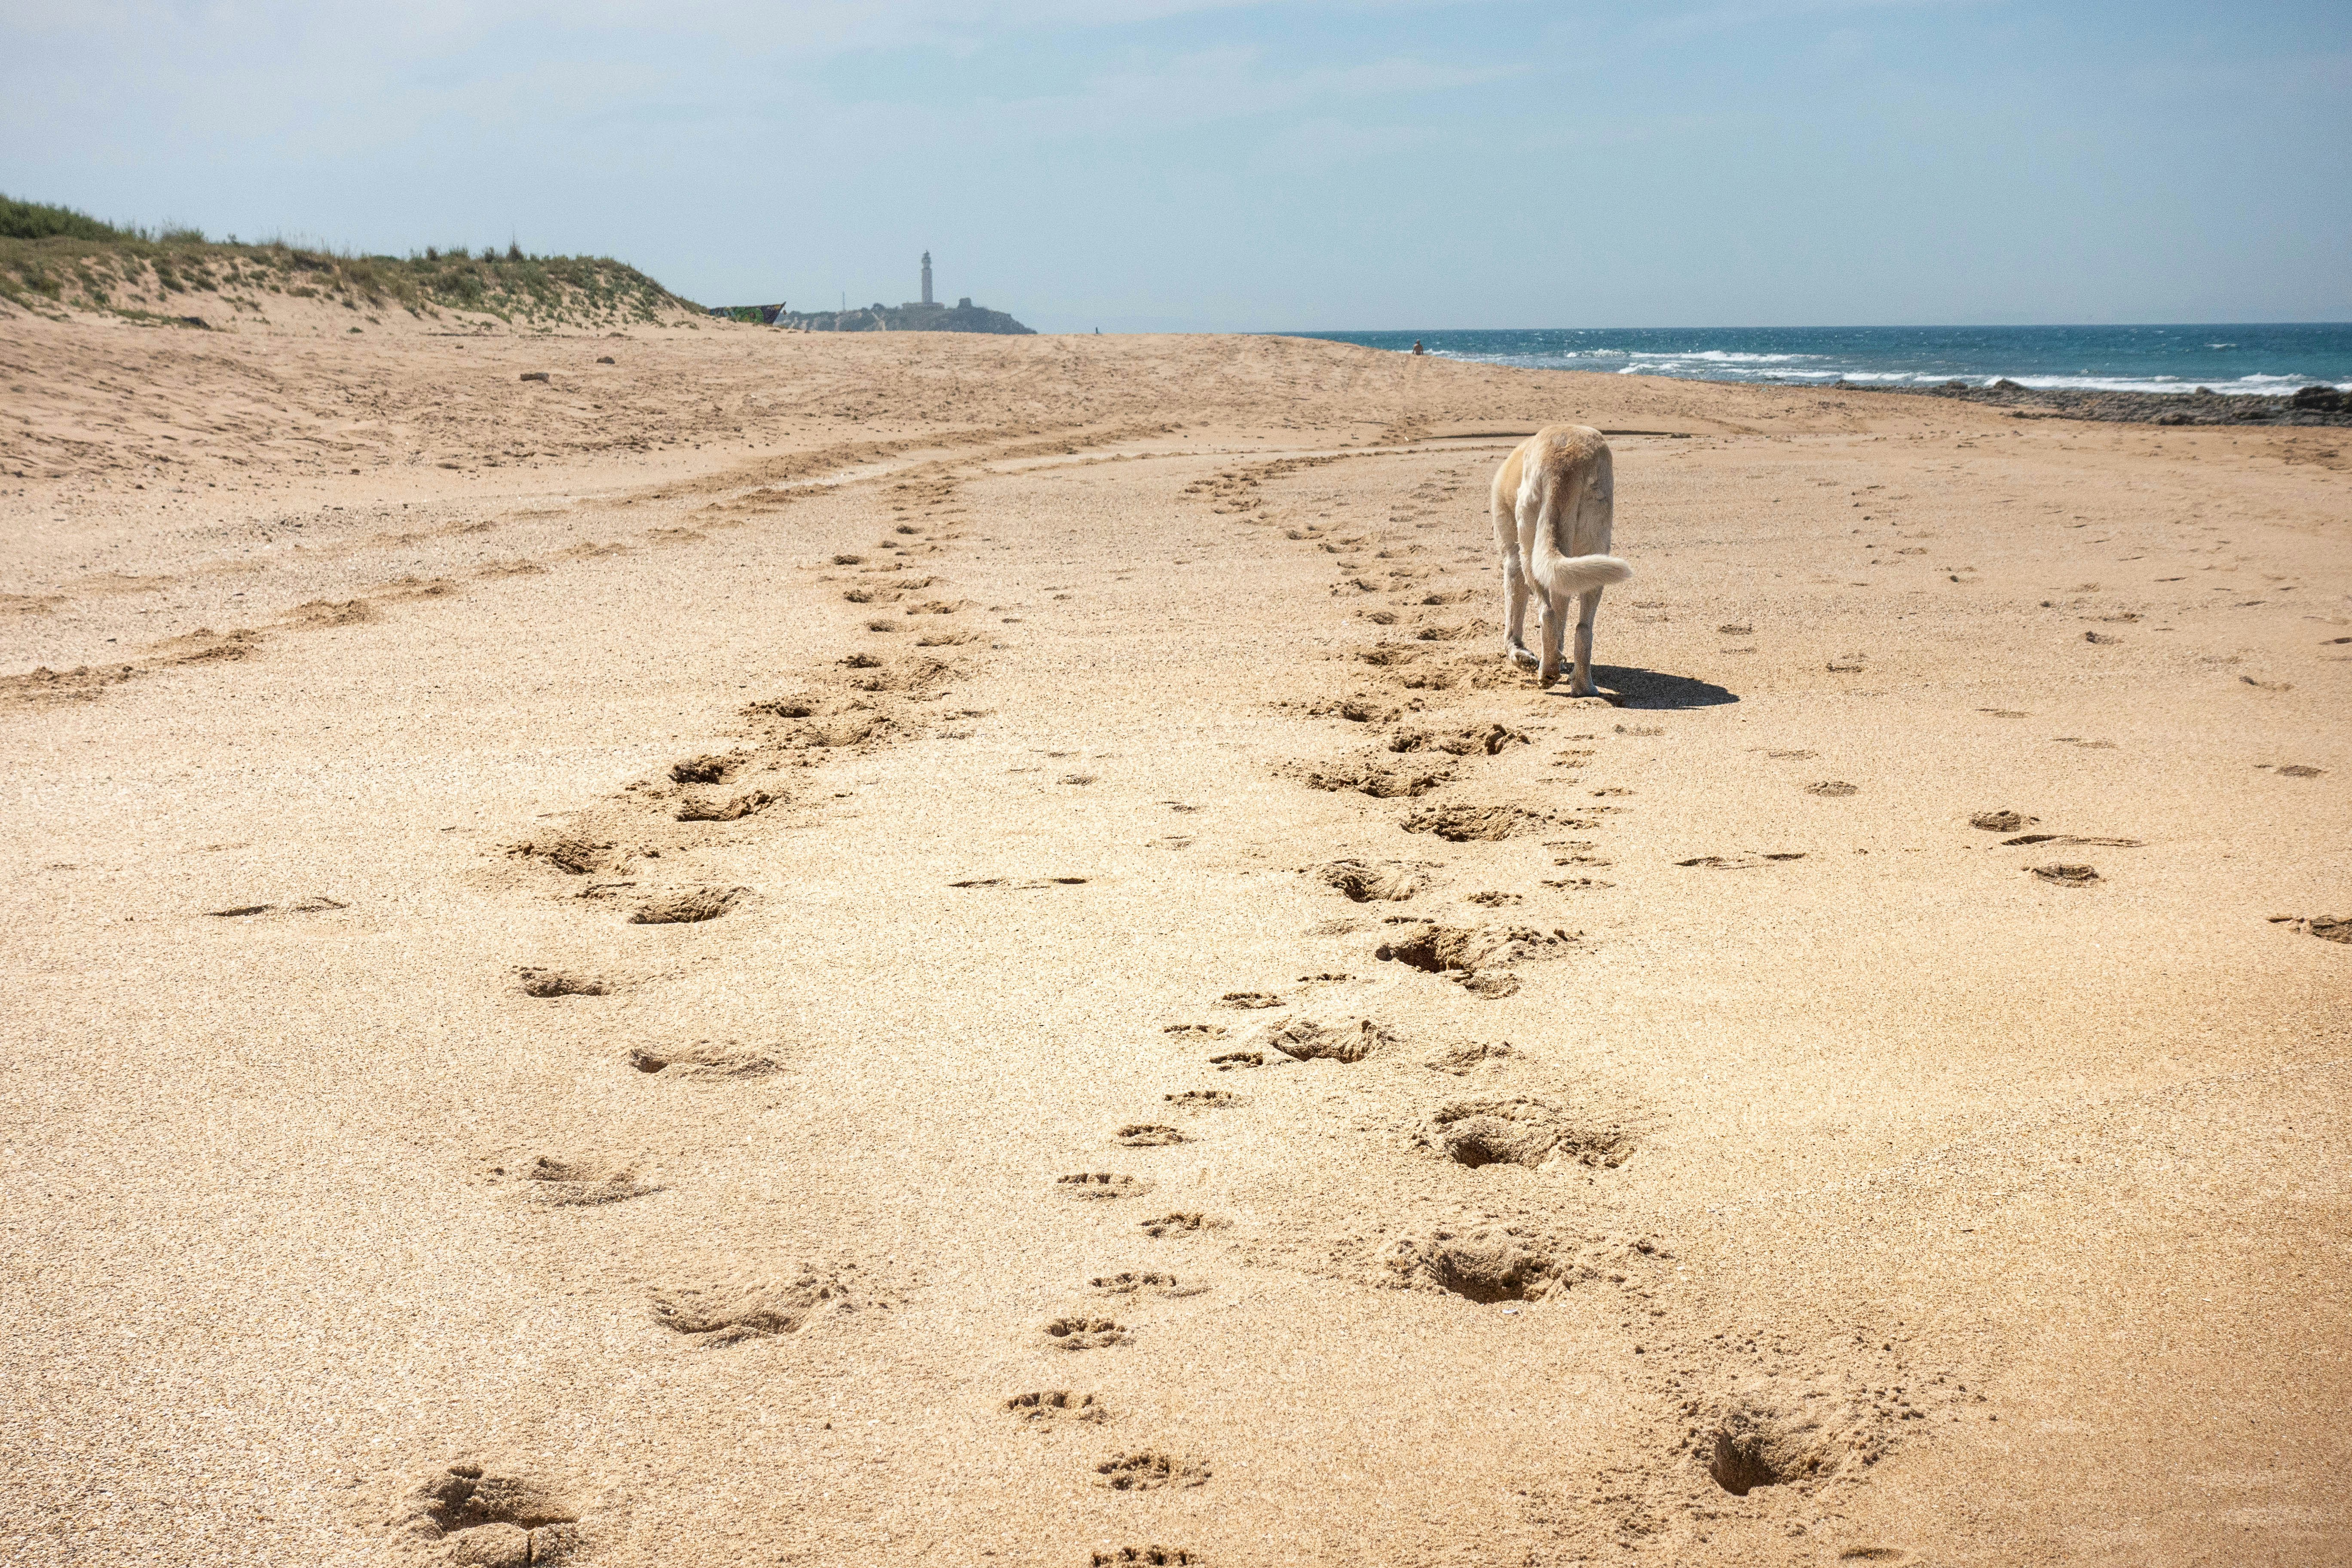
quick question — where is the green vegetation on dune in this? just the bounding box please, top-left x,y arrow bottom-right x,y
0,194 -> 701,328
1,195 -> 138,242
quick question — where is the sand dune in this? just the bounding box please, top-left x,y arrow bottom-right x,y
1,318 -> 2345,1568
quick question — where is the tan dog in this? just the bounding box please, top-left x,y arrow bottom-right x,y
1491,425 -> 1633,693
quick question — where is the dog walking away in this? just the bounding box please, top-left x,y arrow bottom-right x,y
1491,425 -> 1633,694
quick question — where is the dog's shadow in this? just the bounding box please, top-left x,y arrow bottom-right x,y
1572,665 -> 1740,710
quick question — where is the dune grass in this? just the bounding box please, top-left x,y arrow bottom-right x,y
0,194 -> 700,327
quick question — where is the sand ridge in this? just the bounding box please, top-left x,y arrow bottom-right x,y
0,323 -> 2346,1567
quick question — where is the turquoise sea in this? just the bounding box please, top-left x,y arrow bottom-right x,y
1294,325 -> 2352,396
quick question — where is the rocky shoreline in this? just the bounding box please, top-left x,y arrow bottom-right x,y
1863,378 -> 2351,427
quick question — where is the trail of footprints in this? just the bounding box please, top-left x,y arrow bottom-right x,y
392,463 -> 997,1563
387,443 -> 2297,1562
1017,450 -> 2009,1561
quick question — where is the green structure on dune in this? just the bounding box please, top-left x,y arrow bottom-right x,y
718,252 -> 1034,334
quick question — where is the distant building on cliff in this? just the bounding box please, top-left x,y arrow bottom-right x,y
747,251 -> 1032,334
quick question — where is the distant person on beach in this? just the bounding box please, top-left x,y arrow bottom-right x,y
1411,340 -> 1426,355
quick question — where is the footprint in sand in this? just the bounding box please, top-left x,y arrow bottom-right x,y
518,968 -> 609,998
204,896 -> 347,918
1262,1018 -> 1403,1064
1167,1089 -> 1243,1107
1044,1315 -> 1129,1351
1091,1271 -> 1207,1299
627,886 -> 748,925
1058,1173 -> 1152,1200
508,833 -> 612,875
1288,753 -> 1452,798
1138,1211 -> 1223,1239
2269,915 -> 2350,944
650,1272 -> 861,1344
2003,833 -> 2142,848
1387,723 -> 1529,756
496,1155 -> 661,1207
1383,1224 -> 1561,1304
1091,1550 -> 1202,1567
1005,1390 -> 1108,1424
1400,803 -> 1555,842
1114,1124 -> 1187,1148
1424,1041 -> 1521,1077
1549,839 -> 1612,868
1426,1099 -> 1632,1171
2029,864 -> 2101,886
1314,858 -> 1433,903
1373,924 -> 1578,993
626,1039 -> 785,1078
1205,1053 -> 1262,1072
676,790 -> 774,822
1095,1452 -> 1210,1490
1689,1358 -> 1953,1499
398,1461 -> 581,1566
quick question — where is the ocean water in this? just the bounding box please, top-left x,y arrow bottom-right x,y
1293,325 -> 2352,396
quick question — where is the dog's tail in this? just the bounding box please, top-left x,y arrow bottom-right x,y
1540,552 -> 1633,596
1529,444 -> 1632,597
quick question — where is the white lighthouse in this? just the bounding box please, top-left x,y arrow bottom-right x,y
921,251 -> 933,307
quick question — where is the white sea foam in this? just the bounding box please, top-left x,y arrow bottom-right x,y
1613,349 -> 1823,364
1415,338 -> 2349,396
1578,363 -> 2352,395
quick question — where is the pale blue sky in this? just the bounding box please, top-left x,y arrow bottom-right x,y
4,1 -> 2347,331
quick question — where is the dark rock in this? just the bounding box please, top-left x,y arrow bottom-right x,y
1883,380 -> 2351,429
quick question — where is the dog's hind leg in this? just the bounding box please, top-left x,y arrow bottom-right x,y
1537,585 -> 1569,687
1496,512 -> 1537,670
1567,585 -> 1604,697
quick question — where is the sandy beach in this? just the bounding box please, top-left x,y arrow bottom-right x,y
2,310 -> 2346,1568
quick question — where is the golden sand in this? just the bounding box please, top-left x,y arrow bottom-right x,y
2,312 -> 2346,1566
